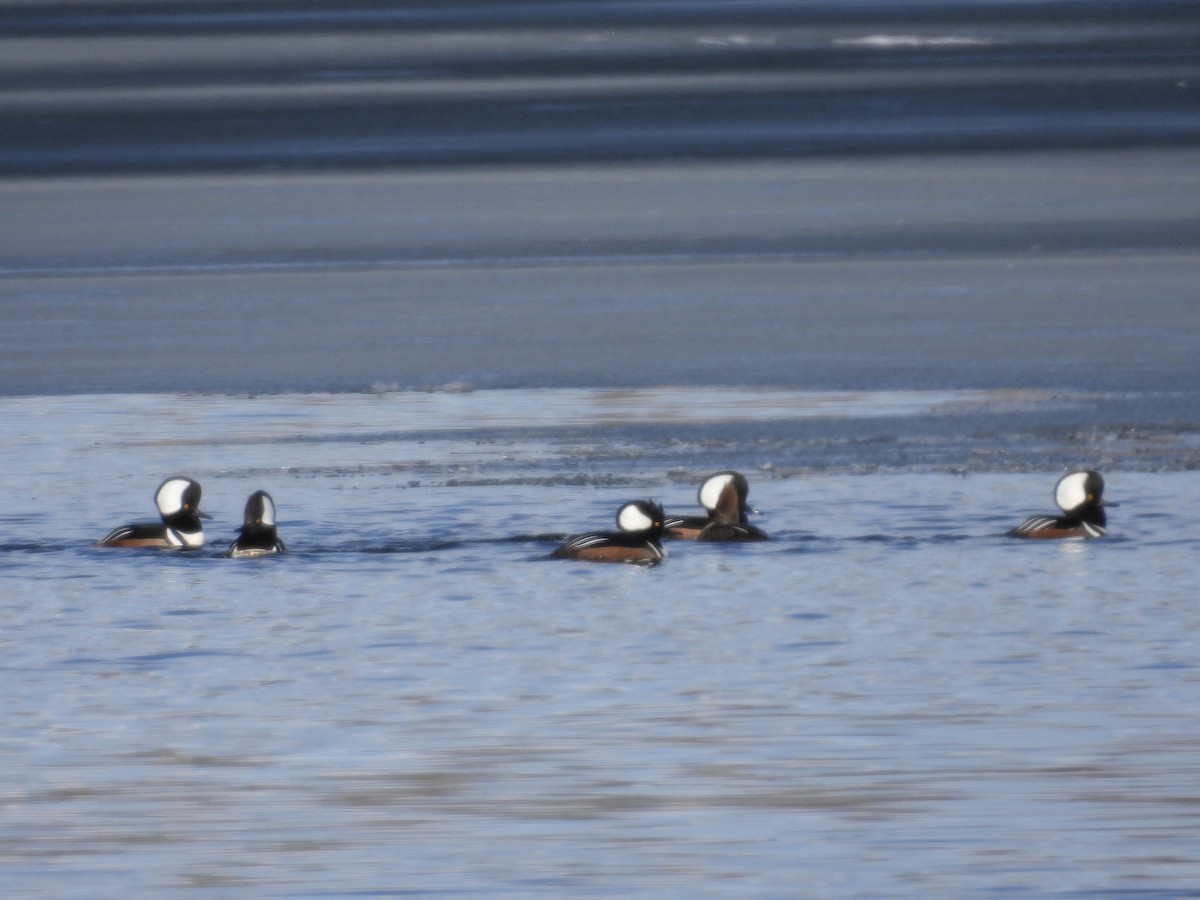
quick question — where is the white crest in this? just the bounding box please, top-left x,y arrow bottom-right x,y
155,477 -> 195,516
1054,470 -> 1091,513
250,491 -> 277,526
698,472 -> 736,512
617,501 -> 655,532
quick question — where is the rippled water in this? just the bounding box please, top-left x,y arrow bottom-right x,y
3,0 -> 1199,893
3,390 -> 1199,896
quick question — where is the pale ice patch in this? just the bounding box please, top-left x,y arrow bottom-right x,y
696,35 -> 776,47
834,35 -> 997,48
0,388 -> 1081,451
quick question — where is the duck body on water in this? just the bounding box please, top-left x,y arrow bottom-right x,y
90,468 -> 1112,563
228,490 -> 287,558
549,499 -> 667,565
1007,470 -> 1111,539
93,476 -> 210,550
664,471 -> 767,541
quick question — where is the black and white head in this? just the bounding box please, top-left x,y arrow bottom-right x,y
1055,470 -> 1105,514
698,471 -> 756,518
616,499 -> 665,534
698,471 -> 746,512
243,490 -> 277,528
155,476 -> 206,519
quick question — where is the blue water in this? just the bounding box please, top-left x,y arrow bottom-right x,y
2,1 -> 1200,895
2,390 -> 1199,896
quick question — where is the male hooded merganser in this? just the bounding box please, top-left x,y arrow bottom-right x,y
697,474 -> 769,542
94,476 -> 210,549
1008,469 -> 1111,539
228,490 -> 287,558
550,499 -> 667,564
666,471 -> 767,541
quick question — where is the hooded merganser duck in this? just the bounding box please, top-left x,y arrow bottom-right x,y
1008,469 -> 1111,539
550,499 -> 667,565
228,490 -> 287,558
697,473 -> 769,542
666,471 -> 767,541
94,476 -> 210,549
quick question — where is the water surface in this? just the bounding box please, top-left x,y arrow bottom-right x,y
3,390 -> 1200,896
2,1 -> 1199,895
